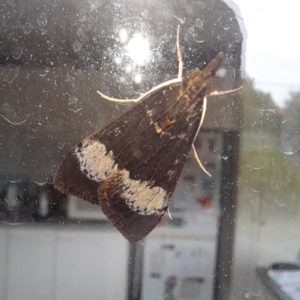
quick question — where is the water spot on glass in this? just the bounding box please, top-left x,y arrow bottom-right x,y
37,13 -> 48,27
39,68 -> 50,77
279,131 -> 300,154
77,28 -> 83,36
67,107 -> 83,113
73,41 -> 83,53
12,46 -> 23,59
83,23 -> 91,32
246,162 -> 265,170
280,149 -> 299,155
69,96 -> 80,107
5,64 -> 19,84
274,193 -> 296,207
198,2 -> 205,9
188,26 -> 205,44
6,179 -> 21,184
1,102 -> 29,125
10,146 -> 22,164
195,19 -> 203,28
0,113 -> 29,126
39,28 -> 47,35
22,22 -> 33,34
57,119 -> 64,126
68,96 -> 82,113
270,179 -> 288,191
7,0 -> 15,7
65,74 -> 75,83
79,8 -> 87,22
174,15 -> 186,24
2,102 -> 13,115
32,181 -> 47,186
58,141 -> 65,149
2,221 -> 25,226
4,185 -> 18,210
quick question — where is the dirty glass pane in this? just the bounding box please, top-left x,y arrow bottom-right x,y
0,1 -> 299,300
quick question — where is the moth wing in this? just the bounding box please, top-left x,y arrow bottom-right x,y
54,83 -> 186,241
98,170 -> 165,242
54,53 -> 223,242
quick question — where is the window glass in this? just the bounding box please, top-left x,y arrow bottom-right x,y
0,1 -> 299,300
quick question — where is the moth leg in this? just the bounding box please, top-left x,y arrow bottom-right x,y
207,86 -> 242,98
192,144 -> 211,177
192,86 -> 241,175
194,96 -> 207,138
167,208 -> 173,220
176,25 -> 183,81
191,96 -> 211,176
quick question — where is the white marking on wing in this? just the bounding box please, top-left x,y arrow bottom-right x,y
75,140 -> 118,182
119,170 -> 167,215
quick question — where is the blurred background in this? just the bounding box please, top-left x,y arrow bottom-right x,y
0,0 -> 299,300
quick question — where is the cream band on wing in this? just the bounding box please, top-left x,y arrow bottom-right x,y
118,169 -> 168,215
75,140 -> 118,182
75,140 -> 167,215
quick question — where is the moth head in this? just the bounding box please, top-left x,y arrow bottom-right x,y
189,69 -> 202,80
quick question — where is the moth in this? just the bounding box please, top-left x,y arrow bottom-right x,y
54,28 -> 239,242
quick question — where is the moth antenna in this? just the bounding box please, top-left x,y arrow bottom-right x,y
192,96 -> 208,141
207,86 -> 242,97
97,77 -> 182,104
167,208 -> 172,220
96,90 -> 139,103
192,144 -> 211,177
176,25 -> 183,81
96,28 -> 184,105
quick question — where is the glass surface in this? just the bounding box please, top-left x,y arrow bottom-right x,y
0,1 -> 299,300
